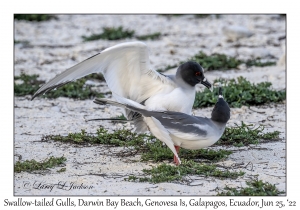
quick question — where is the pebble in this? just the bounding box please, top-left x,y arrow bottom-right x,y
222,25 -> 254,41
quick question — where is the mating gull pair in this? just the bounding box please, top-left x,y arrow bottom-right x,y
32,41 -> 229,164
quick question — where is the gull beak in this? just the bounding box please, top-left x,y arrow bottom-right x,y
201,77 -> 212,90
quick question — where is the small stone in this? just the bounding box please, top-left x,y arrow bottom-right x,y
14,79 -> 24,85
222,25 -> 254,41
85,80 -> 101,86
237,63 -> 247,70
51,106 -> 60,112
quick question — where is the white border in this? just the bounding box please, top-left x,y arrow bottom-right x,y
2,0 -> 298,209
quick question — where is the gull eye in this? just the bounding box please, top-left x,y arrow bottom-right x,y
195,72 -> 201,76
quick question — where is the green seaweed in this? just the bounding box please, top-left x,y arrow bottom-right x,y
43,128 -> 232,162
82,26 -> 134,41
14,156 -> 66,173
194,77 -> 286,108
191,52 -> 242,71
158,52 -> 276,72
14,74 -> 43,97
14,73 -> 104,99
14,14 -> 55,22
217,179 -> 285,196
218,122 -> 281,146
126,159 -> 245,183
136,32 -> 161,40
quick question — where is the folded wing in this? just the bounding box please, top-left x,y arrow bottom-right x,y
153,112 -> 210,141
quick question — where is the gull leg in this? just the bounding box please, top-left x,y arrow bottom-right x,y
174,146 -> 180,165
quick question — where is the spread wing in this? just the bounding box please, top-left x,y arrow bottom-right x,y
32,41 -> 175,102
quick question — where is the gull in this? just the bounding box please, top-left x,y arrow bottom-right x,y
93,87 -> 230,165
32,41 -> 212,132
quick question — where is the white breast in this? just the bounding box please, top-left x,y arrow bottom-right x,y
169,124 -> 225,150
144,87 -> 195,114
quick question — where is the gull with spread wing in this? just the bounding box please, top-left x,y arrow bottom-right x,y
32,41 -> 212,132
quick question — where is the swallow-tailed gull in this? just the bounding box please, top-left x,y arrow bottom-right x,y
32,41 -> 212,132
93,87 -> 230,165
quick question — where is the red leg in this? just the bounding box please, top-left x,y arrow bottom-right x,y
173,146 -> 180,165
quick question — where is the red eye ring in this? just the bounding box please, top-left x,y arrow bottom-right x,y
195,72 -> 201,76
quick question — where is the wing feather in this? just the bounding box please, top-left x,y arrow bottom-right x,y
32,41 -> 175,101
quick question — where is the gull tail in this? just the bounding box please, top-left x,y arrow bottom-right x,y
94,98 -> 128,109
94,92 -> 146,113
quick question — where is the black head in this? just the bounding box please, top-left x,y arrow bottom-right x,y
176,61 -> 211,88
211,87 -> 230,124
